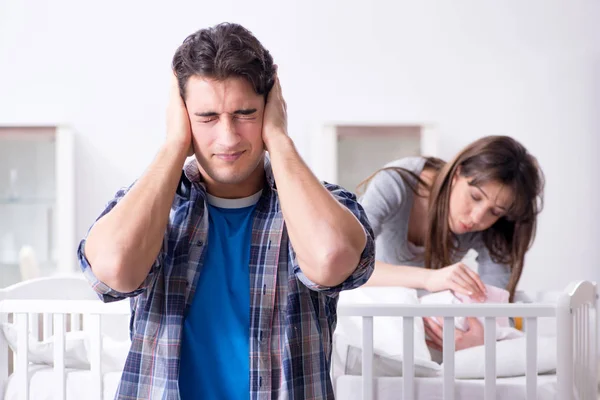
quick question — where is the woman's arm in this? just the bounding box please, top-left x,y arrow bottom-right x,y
363,261 -> 432,288
365,260 -> 487,301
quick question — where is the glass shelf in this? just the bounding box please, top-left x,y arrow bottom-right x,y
0,197 -> 55,205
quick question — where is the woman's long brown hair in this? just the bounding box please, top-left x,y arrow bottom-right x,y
358,136 -> 544,301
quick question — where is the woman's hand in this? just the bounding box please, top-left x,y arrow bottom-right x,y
424,262 -> 487,301
424,316 -> 485,352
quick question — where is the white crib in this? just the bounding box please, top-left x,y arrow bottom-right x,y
0,276 -> 130,400
0,278 -> 596,400
334,280 -> 598,400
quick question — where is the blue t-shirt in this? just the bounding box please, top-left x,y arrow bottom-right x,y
179,191 -> 261,399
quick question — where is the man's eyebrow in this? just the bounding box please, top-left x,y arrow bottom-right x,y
193,108 -> 257,117
475,185 -> 508,210
194,111 -> 219,117
233,108 -> 257,115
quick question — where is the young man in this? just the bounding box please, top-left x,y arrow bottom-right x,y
79,23 -> 375,399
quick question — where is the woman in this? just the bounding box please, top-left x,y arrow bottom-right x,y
358,135 -> 544,351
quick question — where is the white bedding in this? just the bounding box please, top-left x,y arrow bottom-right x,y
4,365 -> 122,400
336,374 -> 558,400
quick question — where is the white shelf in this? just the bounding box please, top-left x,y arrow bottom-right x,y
0,125 -> 75,287
311,123 -> 439,190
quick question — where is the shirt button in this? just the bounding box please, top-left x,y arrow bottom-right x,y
195,240 -> 203,246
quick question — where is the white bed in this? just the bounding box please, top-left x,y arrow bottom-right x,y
336,374 -> 559,400
334,280 -> 598,400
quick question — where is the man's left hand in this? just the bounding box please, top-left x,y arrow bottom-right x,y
262,71 -> 288,150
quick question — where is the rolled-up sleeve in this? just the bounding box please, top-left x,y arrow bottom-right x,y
78,186 -> 164,303
293,183 -> 375,296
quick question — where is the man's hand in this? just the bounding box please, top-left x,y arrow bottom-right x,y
424,316 -> 485,352
262,71 -> 288,151
167,72 -> 193,157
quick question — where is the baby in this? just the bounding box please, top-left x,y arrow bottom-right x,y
420,249 -> 521,341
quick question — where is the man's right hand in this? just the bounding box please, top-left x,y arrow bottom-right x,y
167,72 -> 193,157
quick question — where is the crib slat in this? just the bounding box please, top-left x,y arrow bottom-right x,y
402,317 -> 414,400
525,317 -> 537,400
588,304 -> 597,400
53,313 -> 66,400
484,317 -> 496,400
89,314 -> 103,400
71,313 -> 81,331
586,305 -> 592,400
0,313 -> 9,395
556,300 -> 573,399
581,304 -> 590,399
362,316 -> 374,400
583,306 -> 590,399
442,316 -> 455,400
576,306 -> 582,399
28,314 -> 39,341
17,313 -> 29,400
43,314 -> 52,340
575,309 -> 581,396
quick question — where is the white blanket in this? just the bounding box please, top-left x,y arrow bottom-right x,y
335,285 -> 557,379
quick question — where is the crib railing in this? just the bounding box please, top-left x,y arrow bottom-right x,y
0,299 -> 130,400
336,280 -> 597,400
0,282 -> 596,400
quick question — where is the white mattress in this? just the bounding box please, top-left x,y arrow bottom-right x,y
336,374 -> 558,400
4,365 -> 122,400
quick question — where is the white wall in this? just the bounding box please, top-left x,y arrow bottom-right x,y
0,0 -> 598,291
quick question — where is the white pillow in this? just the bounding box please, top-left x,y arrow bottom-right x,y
334,287 -> 436,377
343,342 -> 441,377
449,335 -> 557,379
1,323 -> 89,369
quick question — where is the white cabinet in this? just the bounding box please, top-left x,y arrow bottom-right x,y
0,126 -> 75,287
311,123 -> 438,192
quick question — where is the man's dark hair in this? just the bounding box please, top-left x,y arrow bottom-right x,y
172,23 -> 275,99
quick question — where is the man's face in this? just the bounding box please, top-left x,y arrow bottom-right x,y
184,75 -> 266,198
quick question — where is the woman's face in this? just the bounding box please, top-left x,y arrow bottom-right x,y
448,170 -> 515,235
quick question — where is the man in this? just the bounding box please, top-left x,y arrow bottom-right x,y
79,22 -> 375,399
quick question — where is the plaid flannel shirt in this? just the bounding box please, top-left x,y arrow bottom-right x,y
78,158 -> 375,399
